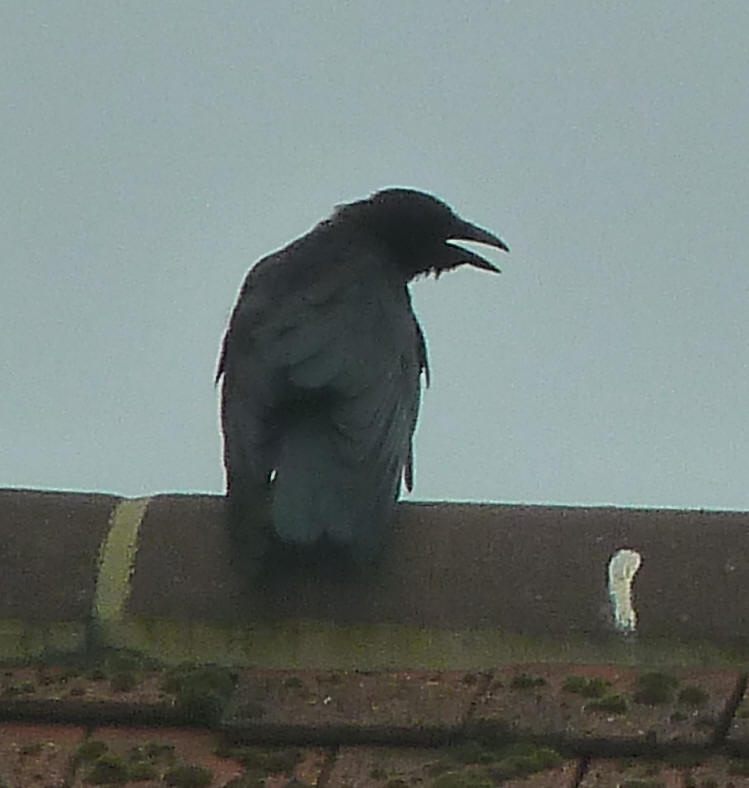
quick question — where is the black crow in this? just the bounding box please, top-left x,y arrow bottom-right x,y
216,188 -> 507,572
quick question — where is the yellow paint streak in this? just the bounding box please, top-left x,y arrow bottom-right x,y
71,616 -> 749,671
0,619 -> 88,661
93,497 -> 151,622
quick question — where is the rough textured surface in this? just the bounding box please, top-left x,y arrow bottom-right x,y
580,755 -> 749,787
3,487 -> 749,784
223,669 -> 481,744
0,722 -> 86,787
470,664 -> 741,752
728,676 -> 749,754
129,494 -> 246,621
0,663 -> 178,725
70,727 -> 244,787
326,745 -> 579,787
0,488 -> 118,621
127,495 -> 749,642
5,488 -> 749,638
0,663 -> 747,785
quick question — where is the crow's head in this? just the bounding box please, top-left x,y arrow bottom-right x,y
336,188 -> 508,279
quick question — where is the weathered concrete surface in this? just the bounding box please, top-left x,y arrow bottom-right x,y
0,722 -> 86,787
580,756 -> 749,787
325,745 -> 580,787
469,664 -> 742,753
80,726 -> 247,787
222,669 -> 481,745
127,495 -> 749,642
0,660 -> 748,786
128,494 -> 245,620
2,488 -> 749,663
0,488 -> 117,620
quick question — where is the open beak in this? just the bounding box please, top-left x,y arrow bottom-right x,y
448,218 -> 509,273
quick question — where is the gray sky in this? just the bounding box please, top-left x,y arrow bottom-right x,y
2,1 -> 748,510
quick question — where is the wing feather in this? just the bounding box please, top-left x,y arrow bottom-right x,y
218,233 -> 427,558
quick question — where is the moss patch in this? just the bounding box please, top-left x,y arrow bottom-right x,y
633,672 -> 679,706
428,740 -> 564,785
563,674 -> 611,698
215,744 -> 302,775
73,735 -> 205,784
163,764 -> 213,787
74,739 -> 109,764
431,771 -> 495,788
1,680 -> 35,697
509,673 -> 547,689
85,753 -> 130,784
587,693 -> 628,714
677,685 -> 708,706
161,663 -> 236,724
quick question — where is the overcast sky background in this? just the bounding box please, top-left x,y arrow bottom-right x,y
2,2 -> 747,510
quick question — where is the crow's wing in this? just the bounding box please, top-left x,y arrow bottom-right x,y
218,235 -> 427,558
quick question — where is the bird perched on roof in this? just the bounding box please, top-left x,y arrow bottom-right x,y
216,188 -> 507,575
